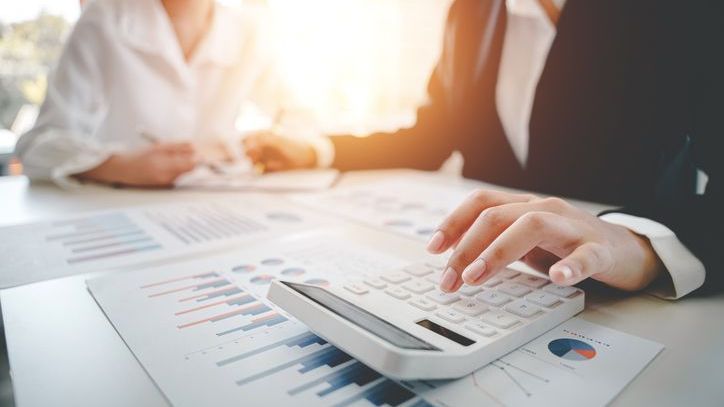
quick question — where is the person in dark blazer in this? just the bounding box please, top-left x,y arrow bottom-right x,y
246,0 -> 723,298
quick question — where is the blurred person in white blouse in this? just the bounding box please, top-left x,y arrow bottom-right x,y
17,0 -> 276,187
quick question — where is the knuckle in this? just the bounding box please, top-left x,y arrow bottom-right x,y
587,242 -> 614,271
479,207 -> 505,227
541,197 -> 569,212
486,245 -> 508,263
468,189 -> 489,205
519,211 -> 548,229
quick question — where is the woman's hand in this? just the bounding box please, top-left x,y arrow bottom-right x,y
244,132 -> 317,172
426,190 -> 665,293
77,142 -> 198,187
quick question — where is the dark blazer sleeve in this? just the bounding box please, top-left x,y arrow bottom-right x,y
608,2 -> 724,292
330,65 -> 456,172
328,0 -> 490,172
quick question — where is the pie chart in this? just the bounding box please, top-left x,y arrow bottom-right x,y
250,275 -> 275,285
281,267 -> 306,277
548,338 -> 596,361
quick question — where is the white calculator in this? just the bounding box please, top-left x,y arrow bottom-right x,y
268,262 -> 584,380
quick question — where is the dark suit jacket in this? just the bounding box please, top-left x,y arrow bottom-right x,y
331,0 -> 724,291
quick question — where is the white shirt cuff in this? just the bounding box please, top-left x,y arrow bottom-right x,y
600,212 -> 705,300
305,135 -> 335,168
50,149 -> 114,189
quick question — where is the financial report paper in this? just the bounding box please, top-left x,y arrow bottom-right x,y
0,195 -> 325,288
88,232 -> 663,407
175,167 -> 340,192
293,177 -> 475,243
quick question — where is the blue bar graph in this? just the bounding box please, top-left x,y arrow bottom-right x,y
195,279 -> 231,291
298,347 -> 352,373
210,304 -> 271,323
225,296 -> 256,307
216,313 -> 288,336
333,379 -> 417,407
191,286 -> 244,302
288,361 -> 380,397
217,332 -> 327,367
235,346 -> 350,387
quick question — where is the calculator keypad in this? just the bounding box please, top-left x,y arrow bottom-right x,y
453,299 -> 488,316
436,309 -> 466,324
381,272 -> 411,284
497,282 -> 532,297
385,286 -> 411,300
425,291 -> 461,305
345,264 -> 582,343
402,280 -> 435,294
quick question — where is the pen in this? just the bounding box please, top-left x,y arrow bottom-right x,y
140,131 -> 161,144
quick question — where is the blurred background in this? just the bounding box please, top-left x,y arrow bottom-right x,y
0,0 -> 453,176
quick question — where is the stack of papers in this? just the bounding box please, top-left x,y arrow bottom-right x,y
175,164 -> 339,192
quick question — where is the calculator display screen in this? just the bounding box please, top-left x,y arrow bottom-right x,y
416,319 -> 475,347
283,281 -> 439,351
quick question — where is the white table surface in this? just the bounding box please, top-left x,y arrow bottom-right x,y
1,172 -> 722,407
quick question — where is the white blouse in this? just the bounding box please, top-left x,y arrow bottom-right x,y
17,0 -> 275,186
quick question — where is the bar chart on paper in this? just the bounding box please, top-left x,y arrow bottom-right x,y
87,235 -> 434,407
0,196 -> 319,287
44,213 -> 161,265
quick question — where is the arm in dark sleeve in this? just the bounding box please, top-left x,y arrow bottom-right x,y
608,2 -> 724,293
330,62 -> 457,172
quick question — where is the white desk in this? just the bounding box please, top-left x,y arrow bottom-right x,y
1,172 -> 723,407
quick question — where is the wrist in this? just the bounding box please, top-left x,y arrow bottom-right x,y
616,229 -> 665,291
76,154 -> 131,185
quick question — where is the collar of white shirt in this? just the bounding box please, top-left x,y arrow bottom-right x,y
118,0 -> 244,68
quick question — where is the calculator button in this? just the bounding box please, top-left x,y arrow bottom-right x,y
458,285 -> 483,296
364,278 -> 387,290
543,284 -> 579,298
453,299 -> 488,316
409,297 -> 437,311
425,259 -> 446,270
481,310 -> 520,329
404,264 -> 433,277
499,269 -> 520,279
513,274 -> 548,289
425,270 -> 444,285
497,282 -> 532,297
344,283 -> 369,295
425,291 -> 461,305
525,292 -> 561,308
402,280 -> 435,294
504,300 -> 542,318
381,272 -> 411,284
482,278 -> 503,288
465,322 -> 498,337
475,290 -> 512,307
436,309 -> 466,324
385,287 -> 411,300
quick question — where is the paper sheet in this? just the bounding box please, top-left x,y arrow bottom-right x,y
175,164 -> 339,192
0,195 -> 325,288
406,317 -> 663,407
294,178 -> 474,242
88,233 -> 663,407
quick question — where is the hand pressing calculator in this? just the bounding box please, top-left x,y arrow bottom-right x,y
268,262 -> 584,380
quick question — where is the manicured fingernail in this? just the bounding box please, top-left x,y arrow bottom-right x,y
462,258 -> 487,283
557,265 -> 574,281
426,231 -> 445,253
440,267 -> 458,292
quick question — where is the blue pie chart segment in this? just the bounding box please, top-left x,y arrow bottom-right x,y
548,338 -> 596,361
